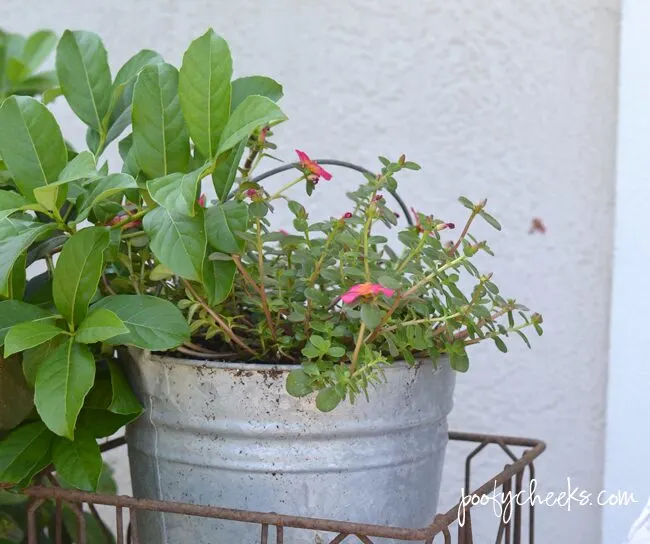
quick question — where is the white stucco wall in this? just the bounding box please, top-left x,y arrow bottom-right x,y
5,1 -> 621,542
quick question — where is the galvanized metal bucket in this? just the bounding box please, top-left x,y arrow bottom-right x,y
121,348 -> 456,544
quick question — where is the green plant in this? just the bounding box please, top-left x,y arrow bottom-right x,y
0,28 -> 541,495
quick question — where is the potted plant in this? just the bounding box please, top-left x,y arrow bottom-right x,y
0,28 -> 542,543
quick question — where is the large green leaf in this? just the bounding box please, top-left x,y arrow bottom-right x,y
76,173 -> 137,221
92,295 -> 190,350
0,301 -> 53,346
34,339 -> 95,439
179,29 -> 232,159
4,320 -> 65,358
132,62 -> 190,178
0,191 -> 28,212
105,49 -> 163,147
22,30 -> 57,74
52,429 -> 101,491
75,308 -> 128,344
53,227 -> 110,327
216,95 -> 287,156
22,335 -> 65,388
0,356 -> 33,431
107,360 -> 142,415
230,76 -> 283,112
56,151 -> 98,183
212,138 -> 246,202
0,422 -> 53,484
0,96 -> 67,199
147,167 -> 205,217
0,219 -> 54,298
143,207 -> 206,281
56,30 -> 112,132
205,201 -> 248,254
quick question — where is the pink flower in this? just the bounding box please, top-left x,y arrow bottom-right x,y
198,194 -> 207,208
341,282 -> 395,305
342,212 -> 353,219
279,229 -> 289,235
296,149 -> 332,181
372,194 -> 383,202
246,188 -> 258,199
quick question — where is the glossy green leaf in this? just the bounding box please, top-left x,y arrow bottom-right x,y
212,138 -> 246,201
75,308 -> 128,344
315,387 -> 342,412
22,335 -> 65,388
285,369 -> 312,397
0,219 -> 54,298
148,167 -> 205,216
92,295 -> 190,350
105,49 -> 163,146
202,259 -> 235,306
0,191 -> 28,212
76,173 -> 137,221
0,301 -> 53,346
0,96 -> 67,199
53,227 -> 110,326
449,350 -> 469,372
143,207 -> 206,281
107,360 -> 142,415
34,339 -> 95,439
179,29 -> 232,158
205,201 -> 248,254
132,62 -> 190,178
4,320 -> 65,357
22,30 -> 57,73
56,30 -> 112,132
0,355 -> 33,431
216,95 -> 287,156
52,429 -> 102,491
42,85 -> 63,104
0,422 -> 53,484
57,151 -> 97,183
479,210 -> 502,231
230,76 -> 283,112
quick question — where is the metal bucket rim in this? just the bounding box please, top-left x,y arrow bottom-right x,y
128,348 -> 449,374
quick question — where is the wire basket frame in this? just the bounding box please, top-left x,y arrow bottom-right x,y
2,431 -> 545,544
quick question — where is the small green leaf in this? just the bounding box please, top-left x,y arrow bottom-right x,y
143,207 -> 206,281
77,173 -> 137,221
360,303 -> 382,329
301,343 -> 320,358
52,429 -> 102,491
230,76 -> 283,112
458,196 -> 474,210
75,308 -> 128,344
132,62 -> 190,178
22,30 -> 57,73
493,337 -> 508,353
205,201 -> 248,254
216,95 -> 287,157
148,167 -> 205,217
22,335 -> 66,388
327,346 -> 346,358
449,350 -> 469,372
309,334 -> 329,353
149,264 -> 173,281
179,29 -> 232,158
202,259 -> 236,306
285,369 -> 312,397
56,30 -> 112,132
315,387 -> 342,412
92,295 -> 190,350
0,422 -> 53,484
479,211 -> 502,231
34,339 -> 95,439
53,227 -> 110,326
57,151 -> 97,183
212,139 -> 246,202
107,360 -> 142,416
4,321 -> 64,357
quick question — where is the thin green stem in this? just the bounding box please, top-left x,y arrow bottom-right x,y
268,175 -> 307,200
350,322 -> 366,374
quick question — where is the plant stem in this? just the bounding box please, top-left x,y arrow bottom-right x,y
383,313 -> 462,332
268,174 -> 307,200
450,204 -> 483,254
256,220 -> 277,342
182,279 -> 258,357
110,209 -> 148,230
396,229 -> 431,273
350,322 -> 366,374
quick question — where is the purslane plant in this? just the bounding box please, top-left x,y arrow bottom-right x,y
0,28 -> 542,492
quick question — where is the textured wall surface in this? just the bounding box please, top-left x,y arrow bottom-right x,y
5,1 -> 620,542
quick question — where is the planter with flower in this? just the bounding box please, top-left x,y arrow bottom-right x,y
0,28 -> 542,543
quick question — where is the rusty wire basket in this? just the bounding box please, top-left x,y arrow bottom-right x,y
3,430 -> 545,544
